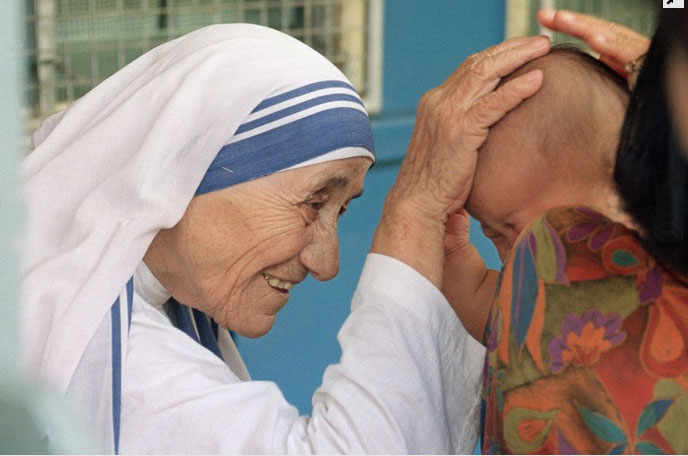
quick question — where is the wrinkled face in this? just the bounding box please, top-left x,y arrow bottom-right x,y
145,156 -> 372,338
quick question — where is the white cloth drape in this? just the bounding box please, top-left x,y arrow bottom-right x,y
21,22 -> 485,454
117,254 -> 484,454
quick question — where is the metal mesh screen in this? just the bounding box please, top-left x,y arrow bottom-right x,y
507,0 -> 655,44
542,0 -> 655,40
26,0 -> 378,128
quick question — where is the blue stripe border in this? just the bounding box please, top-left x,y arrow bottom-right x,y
252,80 -> 356,113
126,278 -> 133,331
196,107 -> 374,195
236,93 -> 364,135
110,298 -> 122,454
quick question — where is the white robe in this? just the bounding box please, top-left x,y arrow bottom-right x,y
82,253 -> 485,454
24,24 -> 484,454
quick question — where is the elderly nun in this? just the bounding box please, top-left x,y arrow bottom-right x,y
21,23 -> 549,454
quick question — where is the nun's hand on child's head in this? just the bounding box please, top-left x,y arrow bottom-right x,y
387,36 -> 549,224
537,9 -> 650,80
372,36 -> 549,287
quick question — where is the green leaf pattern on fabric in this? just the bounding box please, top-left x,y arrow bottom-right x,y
654,380 -> 688,453
610,249 -> 640,268
529,217 -> 567,283
635,441 -> 666,454
577,405 -> 627,443
636,400 -> 673,436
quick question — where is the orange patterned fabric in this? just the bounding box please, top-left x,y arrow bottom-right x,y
481,206 -> 688,454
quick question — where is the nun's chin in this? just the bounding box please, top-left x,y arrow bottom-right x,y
232,318 -> 277,339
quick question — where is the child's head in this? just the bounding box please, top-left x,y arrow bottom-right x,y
465,46 -> 630,260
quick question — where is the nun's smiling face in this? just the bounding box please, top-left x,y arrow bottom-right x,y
144,156 -> 372,338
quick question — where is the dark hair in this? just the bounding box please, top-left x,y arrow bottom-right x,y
659,7 -> 688,57
614,12 -> 688,274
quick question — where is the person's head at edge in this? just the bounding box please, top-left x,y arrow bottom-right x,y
614,7 -> 688,273
465,46 -> 630,261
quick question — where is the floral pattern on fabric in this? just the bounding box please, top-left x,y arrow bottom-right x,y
481,206 -> 688,454
548,310 -> 626,373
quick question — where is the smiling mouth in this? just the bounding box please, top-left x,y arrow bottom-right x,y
262,273 -> 296,293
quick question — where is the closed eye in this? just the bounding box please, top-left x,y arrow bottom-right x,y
307,200 -> 326,211
304,194 -> 328,212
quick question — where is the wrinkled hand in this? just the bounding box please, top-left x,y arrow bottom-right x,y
538,9 -> 650,78
385,36 -> 549,223
372,36 -> 550,288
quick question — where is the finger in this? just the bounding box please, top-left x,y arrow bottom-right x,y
538,9 -> 612,39
599,54 -> 629,78
538,9 -> 649,63
478,35 -> 548,59
465,70 -> 544,133
444,210 -> 471,254
588,28 -> 650,64
476,42 -> 548,98
448,38 -> 550,99
536,8 -> 558,28
445,212 -> 464,235
446,209 -> 470,234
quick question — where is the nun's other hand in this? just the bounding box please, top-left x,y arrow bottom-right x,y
538,9 -> 650,79
372,36 -> 548,288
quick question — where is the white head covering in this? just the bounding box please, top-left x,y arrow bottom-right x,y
21,23 -> 375,441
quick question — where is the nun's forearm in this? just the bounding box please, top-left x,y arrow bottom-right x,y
371,198 -> 446,289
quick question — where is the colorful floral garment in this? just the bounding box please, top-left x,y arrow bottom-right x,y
481,206 -> 688,454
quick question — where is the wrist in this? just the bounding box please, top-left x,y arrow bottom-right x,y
371,199 -> 447,288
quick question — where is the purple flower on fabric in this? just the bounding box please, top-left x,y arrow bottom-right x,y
549,310 -> 626,373
638,267 -> 663,303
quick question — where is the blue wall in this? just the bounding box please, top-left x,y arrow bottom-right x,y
235,0 -> 506,415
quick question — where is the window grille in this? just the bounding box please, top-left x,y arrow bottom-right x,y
26,0 -> 383,131
506,0 -> 655,44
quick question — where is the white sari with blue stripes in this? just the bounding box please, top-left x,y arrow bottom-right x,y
22,22 -> 483,455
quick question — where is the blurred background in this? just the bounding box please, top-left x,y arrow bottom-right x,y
2,0 -> 655,452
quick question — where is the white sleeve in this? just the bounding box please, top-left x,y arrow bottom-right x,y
119,253 -> 485,454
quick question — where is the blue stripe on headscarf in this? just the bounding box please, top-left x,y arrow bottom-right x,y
195,106 -> 375,195
235,93 -> 364,135
252,80 -> 356,112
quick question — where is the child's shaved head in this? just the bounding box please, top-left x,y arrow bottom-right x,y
487,45 -> 629,183
466,46 -> 631,260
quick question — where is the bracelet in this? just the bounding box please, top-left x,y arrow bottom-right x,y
625,53 -> 646,91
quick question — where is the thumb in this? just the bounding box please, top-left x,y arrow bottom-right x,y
445,209 -> 471,255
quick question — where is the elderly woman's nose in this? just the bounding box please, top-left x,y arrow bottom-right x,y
301,224 -> 340,281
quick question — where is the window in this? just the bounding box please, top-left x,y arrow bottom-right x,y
26,0 -> 383,130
